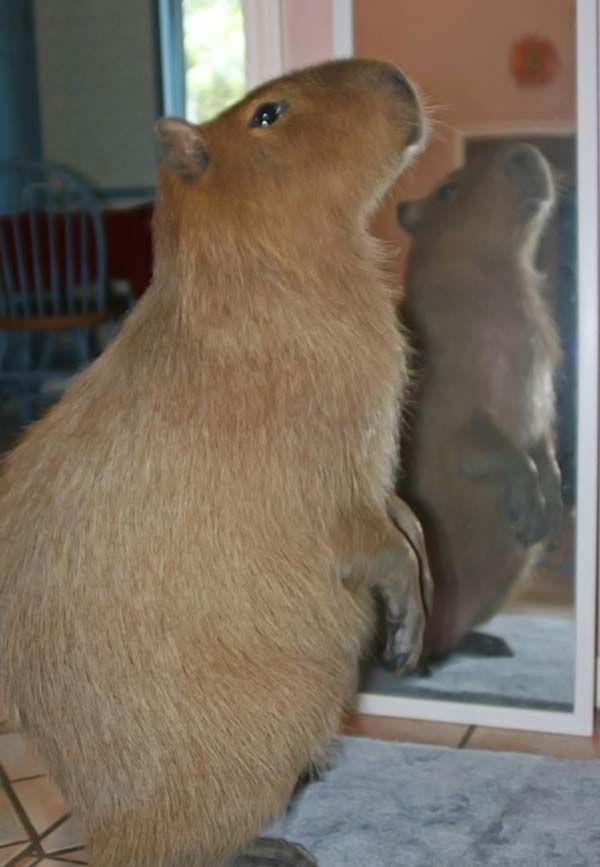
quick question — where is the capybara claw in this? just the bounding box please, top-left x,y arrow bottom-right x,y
233,837 -> 318,866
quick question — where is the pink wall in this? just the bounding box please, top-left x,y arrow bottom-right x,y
354,0 -> 576,242
355,0 -> 575,129
282,0 -> 334,71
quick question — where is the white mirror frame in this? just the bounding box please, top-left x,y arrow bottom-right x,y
336,0 -> 599,736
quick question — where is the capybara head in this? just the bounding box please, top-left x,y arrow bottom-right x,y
154,59 -> 427,252
397,143 -> 555,252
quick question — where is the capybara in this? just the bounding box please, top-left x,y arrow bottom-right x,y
397,143 -> 562,659
0,60 -> 430,866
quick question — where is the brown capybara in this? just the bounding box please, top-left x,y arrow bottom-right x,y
396,143 -> 562,659
0,60 -> 430,867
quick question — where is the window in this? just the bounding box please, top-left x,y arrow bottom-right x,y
157,0 -> 285,121
183,0 -> 245,123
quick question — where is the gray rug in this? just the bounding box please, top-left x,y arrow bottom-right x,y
269,737 -> 599,866
361,613 -> 575,712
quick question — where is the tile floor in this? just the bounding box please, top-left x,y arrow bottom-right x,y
343,712 -> 600,759
0,722 -> 86,866
0,711 -> 598,866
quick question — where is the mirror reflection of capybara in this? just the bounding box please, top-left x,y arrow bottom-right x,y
0,60 -> 430,867
397,144 -> 563,660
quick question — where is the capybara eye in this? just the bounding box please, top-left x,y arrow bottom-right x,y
249,102 -> 287,128
438,183 -> 458,201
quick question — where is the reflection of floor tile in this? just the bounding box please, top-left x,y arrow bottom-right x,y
0,735 -> 47,782
11,778 -> 68,837
41,816 -> 85,855
0,844 -> 32,866
0,790 -> 28,847
342,713 -> 469,748
465,723 -> 600,759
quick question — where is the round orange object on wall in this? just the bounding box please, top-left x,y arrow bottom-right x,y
510,36 -> 559,86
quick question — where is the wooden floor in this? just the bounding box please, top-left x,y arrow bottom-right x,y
0,712 -> 598,866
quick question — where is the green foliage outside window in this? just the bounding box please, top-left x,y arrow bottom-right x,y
183,0 -> 246,123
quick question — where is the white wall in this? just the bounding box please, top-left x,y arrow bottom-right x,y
34,0 -> 159,193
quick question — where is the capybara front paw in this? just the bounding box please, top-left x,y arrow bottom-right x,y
233,837 -> 317,866
371,529 -> 429,676
386,494 -> 435,617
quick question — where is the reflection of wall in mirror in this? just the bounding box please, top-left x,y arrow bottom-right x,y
354,0 -> 576,252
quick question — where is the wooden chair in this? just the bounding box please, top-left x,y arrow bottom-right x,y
0,160 -> 119,427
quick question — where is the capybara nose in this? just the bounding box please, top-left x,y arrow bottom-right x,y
384,66 -> 424,146
388,68 -> 415,98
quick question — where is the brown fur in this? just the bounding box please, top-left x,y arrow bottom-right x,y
397,144 -> 562,658
0,60 -> 426,866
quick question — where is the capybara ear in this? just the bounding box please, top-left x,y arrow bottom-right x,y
154,117 -> 210,178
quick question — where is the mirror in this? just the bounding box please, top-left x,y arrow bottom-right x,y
0,0 -> 595,732
354,0 -> 595,721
